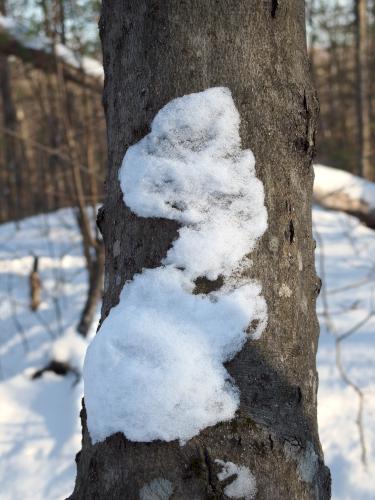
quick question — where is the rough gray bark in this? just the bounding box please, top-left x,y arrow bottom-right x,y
70,1 -> 330,498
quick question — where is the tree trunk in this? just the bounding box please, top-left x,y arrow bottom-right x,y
0,0 -> 25,221
70,1 -> 330,498
355,0 -> 374,180
76,236 -> 104,337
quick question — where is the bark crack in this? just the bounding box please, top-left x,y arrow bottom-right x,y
203,447 -> 218,496
303,90 -> 319,164
271,0 -> 279,18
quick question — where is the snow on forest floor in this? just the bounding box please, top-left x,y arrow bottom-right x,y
314,206 -> 375,499
0,209 -> 95,500
0,205 -> 374,499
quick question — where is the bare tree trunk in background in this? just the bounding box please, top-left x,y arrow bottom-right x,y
75,86 -> 105,337
57,0 -> 66,45
70,1 -> 330,498
75,208 -> 104,337
42,0 -> 104,337
0,0 -> 25,221
29,256 -> 42,311
54,63 -> 104,337
355,0 -> 374,180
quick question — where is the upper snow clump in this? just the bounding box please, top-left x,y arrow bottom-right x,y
121,87 -> 267,279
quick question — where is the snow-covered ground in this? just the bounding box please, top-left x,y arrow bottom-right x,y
314,205 -> 375,499
0,209 -> 95,500
0,199 -> 374,498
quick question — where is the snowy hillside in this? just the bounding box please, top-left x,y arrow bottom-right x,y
0,202 -> 374,499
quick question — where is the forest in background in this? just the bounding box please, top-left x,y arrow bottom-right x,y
0,0 -> 104,223
1,0 -> 375,418
308,0 -> 375,178
0,0 -> 106,337
1,1 -> 375,227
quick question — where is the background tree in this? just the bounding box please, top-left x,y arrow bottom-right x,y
307,0 -> 375,178
0,0 -> 25,221
70,1 -> 331,498
355,0 -> 374,180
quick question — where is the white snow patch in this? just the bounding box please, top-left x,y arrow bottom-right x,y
84,87 -> 268,444
139,478 -> 174,500
216,459 -> 257,499
314,164 -> 375,211
51,327 -> 88,372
